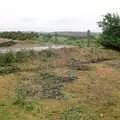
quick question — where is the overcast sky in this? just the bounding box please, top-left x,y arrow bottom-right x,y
0,0 -> 119,32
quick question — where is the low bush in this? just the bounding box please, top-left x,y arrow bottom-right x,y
14,86 -> 26,105
0,51 -> 30,66
15,50 -> 30,62
0,52 -> 16,66
60,106 -> 99,120
0,65 -> 19,74
18,72 -> 77,99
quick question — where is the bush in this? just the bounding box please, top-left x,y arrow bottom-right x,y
0,65 -> 19,74
14,86 -> 26,105
0,52 -> 16,66
0,51 -> 31,74
60,106 -> 99,120
15,50 -> 29,62
98,13 -> 120,50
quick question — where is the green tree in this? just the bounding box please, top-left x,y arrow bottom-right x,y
87,30 -> 91,47
54,32 -> 58,41
98,13 -> 120,50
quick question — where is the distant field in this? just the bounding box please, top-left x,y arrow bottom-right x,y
50,31 -> 100,37
38,35 -> 100,48
0,36 -> 99,49
0,31 -> 100,48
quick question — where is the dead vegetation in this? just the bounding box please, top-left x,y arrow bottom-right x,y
17,71 -> 77,100
0,47 -> 120,120
105,60 -> 120,69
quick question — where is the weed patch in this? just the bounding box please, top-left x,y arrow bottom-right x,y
39,49 -> 58,58
68,58 -> 90,71
0,65 -> 19,74
0,52 -> 16,66
14,85 -> 26,105
18,72 -> 77,100
60,106 -> 99,120
105,60 -> 120,69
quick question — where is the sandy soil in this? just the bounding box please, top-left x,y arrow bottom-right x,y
0,38 -> 73,53
0,44 -> 71,53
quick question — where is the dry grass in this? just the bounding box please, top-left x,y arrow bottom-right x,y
0,47 -> 120,120
0,74 -> 18,99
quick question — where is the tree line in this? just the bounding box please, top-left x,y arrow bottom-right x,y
0,31 -> 39,40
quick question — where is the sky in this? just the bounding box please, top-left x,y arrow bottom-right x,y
0,0 -> 119,32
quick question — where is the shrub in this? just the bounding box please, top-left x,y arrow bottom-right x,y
60,106 -> 99,120
0,65 -> 19,74
15,50 -> 29,62
14,86 -> 26,105
98,13 -> 120,50
0,52 -> 16,66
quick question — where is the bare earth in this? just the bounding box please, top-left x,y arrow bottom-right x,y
0,38 -> 71,53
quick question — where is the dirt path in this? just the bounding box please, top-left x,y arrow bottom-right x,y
0,38 -> 73,53
0,45 -> 71,53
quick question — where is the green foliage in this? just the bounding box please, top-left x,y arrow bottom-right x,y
0,51 -> 30,74
0,31 -> 39,40
87,30 -> 92,47
54,32 -> 58,41
39,33 -> 97,47
0,51 -> 29,66
0,110 -> 12,120
60,106 -> 99,120
38,73 -> 64,99
98,13 -> 120,50
14,86 -> 26,105
0,65 -> 19,74
15,50 -> 29,62
42,34 -> 53,42
0,52 -> 16,66
0,52 -> 18,74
